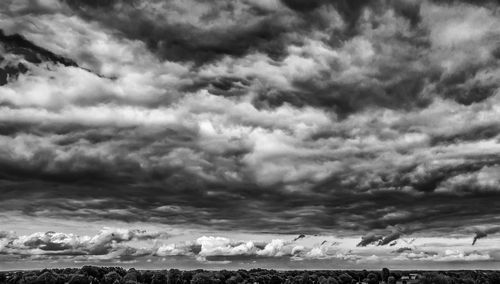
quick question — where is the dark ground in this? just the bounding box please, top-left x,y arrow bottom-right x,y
1,266 -> 499,284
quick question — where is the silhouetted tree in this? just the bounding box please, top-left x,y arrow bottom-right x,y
5,267 -> 500,284
123,268 -> 141,283
34,271 -> 59,284
80,266 -> 104,279
321,276 -> 340,284
142,271 -> 154,283
339,273 -> 353,284
191,272 -> 218,284
182,271 -> 194,284
151,272 -> 168,284
67,274 -> 90,284
168,268 -> 183,284
382,268 -> 390,283
367,273 -> 379,284
270,274 -> 284,284
104,271 -> 122,284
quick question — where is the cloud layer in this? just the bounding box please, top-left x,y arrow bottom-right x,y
1,228 -> 497,268
1,0 -> 500,267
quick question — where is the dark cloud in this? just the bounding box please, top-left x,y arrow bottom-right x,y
472,231 -> 487,246
293,234 -> 306,242
43,0 -> 497,116
357,233 -> 383,247
471,226 -> 500,245
430,124 -> 500,146
393,247 -> 412,253
280,0 -> 375,32
280,0 -> 324,12
357,226 -> 408,247
430,0 -> 500,6
0,30 -> 76,67
60,0 -> 293,65
213,2 -> 439,115
65,0 -> 124,8
0,29 -> 76,85
378,231 -> 402,246
436,65 -> 500,105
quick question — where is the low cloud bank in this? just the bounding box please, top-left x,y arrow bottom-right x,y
1,228 -> 497,265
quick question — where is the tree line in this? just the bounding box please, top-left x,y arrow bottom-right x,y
1,266 -> 499,284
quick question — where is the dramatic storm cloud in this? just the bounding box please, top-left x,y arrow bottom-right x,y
1,0 -> 500,268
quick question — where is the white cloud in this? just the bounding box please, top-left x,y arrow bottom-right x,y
196,236 -> 257,256
0,228 -> 167,257
156,243 -> 193,256
2,229 -> 500,265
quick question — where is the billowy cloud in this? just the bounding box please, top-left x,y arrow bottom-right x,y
2,229 -> 498,267
0,228 -> 167,259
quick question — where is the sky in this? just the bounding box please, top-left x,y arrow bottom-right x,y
1,0 -> 500,270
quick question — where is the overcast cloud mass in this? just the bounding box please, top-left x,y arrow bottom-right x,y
1,0 -> 500,269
